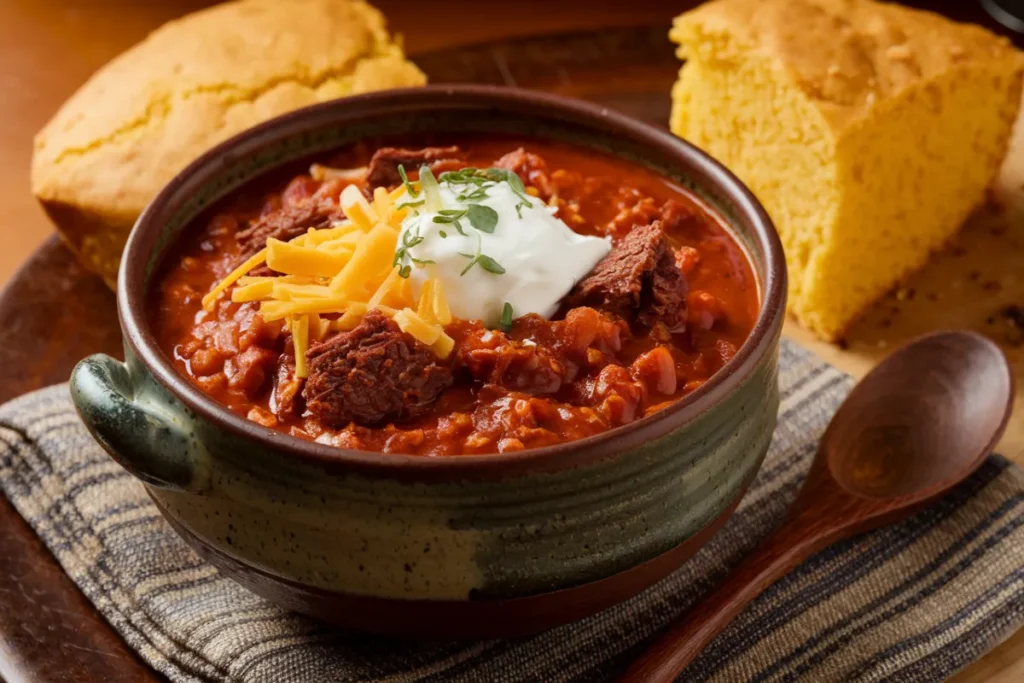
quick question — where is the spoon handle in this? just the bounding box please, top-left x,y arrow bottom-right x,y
618,513 -> 842,683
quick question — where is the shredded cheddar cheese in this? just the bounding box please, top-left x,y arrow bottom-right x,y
201,248 -> 266,311
292,314 -> 310,378
201,180 -> 455,376
266,239 -> 350,278
339,184 -> 378,231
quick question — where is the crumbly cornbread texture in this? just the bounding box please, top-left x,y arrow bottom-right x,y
32,0 -> 425,288
670,0 -> 1023,340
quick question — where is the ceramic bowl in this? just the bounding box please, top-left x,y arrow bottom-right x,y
69,86 -> 786,638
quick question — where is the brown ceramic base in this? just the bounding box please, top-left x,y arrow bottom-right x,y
155,483 -> 748,639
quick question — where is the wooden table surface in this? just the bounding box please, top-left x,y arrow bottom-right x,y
1,1 -> 1023,682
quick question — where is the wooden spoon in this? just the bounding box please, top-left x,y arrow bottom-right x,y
621,330 -> 1014,683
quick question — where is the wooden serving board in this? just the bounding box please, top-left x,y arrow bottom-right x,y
1,15 -> 1023,683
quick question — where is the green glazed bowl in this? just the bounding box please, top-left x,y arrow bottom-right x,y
69,86 -> 786,638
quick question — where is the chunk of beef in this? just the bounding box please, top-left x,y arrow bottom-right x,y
302,310 -> 453,427
645,246 -> 688,329
566,221 -> 688,330
236,197 -> 345,260
365,146 -> 465,190
494,148 -> 554,196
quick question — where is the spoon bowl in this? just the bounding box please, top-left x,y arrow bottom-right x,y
622,330 -> 1014,683
826,331 -> 1013,501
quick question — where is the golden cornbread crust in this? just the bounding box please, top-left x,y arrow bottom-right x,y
31,0 -> 426,288
671,0 -> 1024,341
673,0 -> 1019,133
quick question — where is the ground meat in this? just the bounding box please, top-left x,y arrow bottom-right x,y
235,197 -> 345,260
365,146 -> 465,190
659,198 -> 697,233
582,365 -> 644,425
225,345 -> 279,397
302,310 -> 453,427
451,309 -> 627,397
566,221 -> 688,329
456,328 -> 570,395
494,148 -> 554,196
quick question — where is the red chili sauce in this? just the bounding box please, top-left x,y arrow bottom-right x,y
151,137 -> 759,455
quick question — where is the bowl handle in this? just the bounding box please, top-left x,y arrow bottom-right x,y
70,354 -> 207,492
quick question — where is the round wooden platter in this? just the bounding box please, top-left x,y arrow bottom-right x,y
2,16 -> 1024,683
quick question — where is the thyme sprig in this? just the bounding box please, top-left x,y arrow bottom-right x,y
439,167 -> 533,218
393,229 -> 427,278
397,164 -> 418,198
458,232 -> 505,276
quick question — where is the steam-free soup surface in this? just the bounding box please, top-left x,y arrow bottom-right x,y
152,137 -> 758,455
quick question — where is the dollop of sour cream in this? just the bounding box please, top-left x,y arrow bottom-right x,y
395,176 -> 611,326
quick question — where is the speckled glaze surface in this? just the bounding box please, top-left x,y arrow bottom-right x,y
70,86 -> 786,637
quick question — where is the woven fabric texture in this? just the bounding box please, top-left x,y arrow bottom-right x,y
0,339 -> 1022,682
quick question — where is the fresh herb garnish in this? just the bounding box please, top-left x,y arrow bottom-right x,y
393,229 -> 425,278
457,187 -> 490,202
397,164 -> 419,198
466,204 -> 499,233
439,168 -> 481,184
499,302 -> 514,332
432,209 -> 469,235
476,254 -> 506,274
397,199 -> 425,209
458,233 -> 483,276
439,230 -> 448,238
438,167 -> 533,218
480,168 -> 532,217
432,209 -> 468,223
458,234 -> 505,276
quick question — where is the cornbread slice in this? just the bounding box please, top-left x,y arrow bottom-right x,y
670,0 -> 1023,340
32,0 -> 425,288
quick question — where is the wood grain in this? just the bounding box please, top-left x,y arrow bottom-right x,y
622,331 -> 1015,682
0,1 -> 1022,682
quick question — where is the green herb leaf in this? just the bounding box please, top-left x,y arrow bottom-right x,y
457,187 -> 489,202
439,168 -> 480,184
409,256 -> 435,265
394,228 -> 424,275
499,302 -> 514,332
432,209 -> 468,224
476,254 -> 506,274
466,204 -> 499,233
439,230 -> 448,238
397,199 -> 425,209
398,165 -> 419,198
452,220 -> 467,236
458,232 -> 483,276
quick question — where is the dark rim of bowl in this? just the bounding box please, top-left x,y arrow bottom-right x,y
120,85 -> 786,479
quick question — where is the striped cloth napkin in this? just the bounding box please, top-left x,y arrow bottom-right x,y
0,339 -> 1022,682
